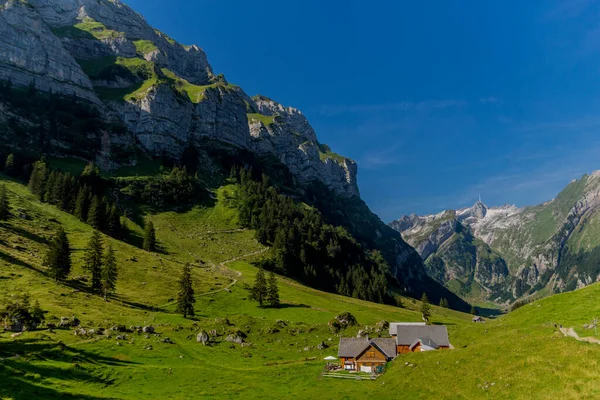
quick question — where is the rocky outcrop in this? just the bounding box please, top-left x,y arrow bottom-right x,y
28,0 -> 212,84
0,0 -> 99,103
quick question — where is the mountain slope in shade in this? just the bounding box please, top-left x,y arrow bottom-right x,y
391,171 -> 600,304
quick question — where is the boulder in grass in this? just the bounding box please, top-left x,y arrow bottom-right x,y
196,331 -> 209,345
142,326 -> 155,334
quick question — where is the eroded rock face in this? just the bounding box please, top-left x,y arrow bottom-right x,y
0,0 -> 99,103
28,0 -> 212,84
0,0 -> 360,199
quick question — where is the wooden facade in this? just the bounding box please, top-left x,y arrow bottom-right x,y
341,345 -> 388,370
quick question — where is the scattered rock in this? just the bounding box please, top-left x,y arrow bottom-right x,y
317,341 -> 329,350
196,331 -> 209,345
160,337 -> 174,344
116,335 -> 126,341
142,326 -> 155,334
225,334 -> 244,345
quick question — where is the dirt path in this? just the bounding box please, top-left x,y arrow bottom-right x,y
195,248 -> 268,297
559,327 -> 600,345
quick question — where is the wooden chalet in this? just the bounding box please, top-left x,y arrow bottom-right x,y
337,337 -> 397,373
390,323 -> 450,354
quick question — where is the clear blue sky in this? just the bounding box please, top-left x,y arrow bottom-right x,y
124,0 -> 600,221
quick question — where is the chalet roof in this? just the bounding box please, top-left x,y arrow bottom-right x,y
395,325 -> 449,347
472,316 -> 484,321
337,337 -> 397,359
410,337 -> 439,350
388,322 -> 426,336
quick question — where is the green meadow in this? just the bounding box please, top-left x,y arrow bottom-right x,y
1,176 -> 600,400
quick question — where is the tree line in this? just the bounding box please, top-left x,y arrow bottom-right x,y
28,159 -> 123,238
231,166 -> 391,304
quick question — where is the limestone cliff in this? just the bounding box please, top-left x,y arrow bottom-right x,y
0,0 -> 359,198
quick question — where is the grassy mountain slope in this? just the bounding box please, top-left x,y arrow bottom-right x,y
3,175 -> 600,399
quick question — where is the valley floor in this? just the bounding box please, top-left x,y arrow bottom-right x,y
2,178 -> 600,399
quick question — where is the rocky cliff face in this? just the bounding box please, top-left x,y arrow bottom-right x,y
0,0 -> 99,103
0,0 -> 359,199
391,172 -> 600,304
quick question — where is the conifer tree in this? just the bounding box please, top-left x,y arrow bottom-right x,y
250,268 -> 268,307
143,220 -> 156,252
74,186 -> 90,222
266,271 -> 280,308
43,171 -> 57,203
175,263 -> 195,318
44,227 -> 71,282
0,184 -> 9,221
4,153 -> 14,175
84,230 -> 103,291
421,292 -> 431,322
470,305 -> 479,316
28,160 -> 49,199
101,244 -> 117,301
107,204 -> 121,238
87,196 -> 104,230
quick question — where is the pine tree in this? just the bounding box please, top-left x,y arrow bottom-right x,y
43,171 -> 57,203
74,186 -> 90,222
107,204 -> 121,239
28,160 -> 49,199
470,305 -> 478,316
175,263 -> 195,318
266,271 -> 280,307
421,292 -> 431,322
0,184 -> 9,221
84,230 -> 103,291
101,244 -> 117,301
87,196 -> 104,230
4,153 -> 14,175
143,220 -> 156,252
44,227 -> 71,282
439,298 -> 449,308
250,268 -> 268,307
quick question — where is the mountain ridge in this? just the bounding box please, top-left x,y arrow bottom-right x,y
390,170 -> 600,305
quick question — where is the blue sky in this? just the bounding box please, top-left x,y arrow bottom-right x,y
125,0 -> 600,221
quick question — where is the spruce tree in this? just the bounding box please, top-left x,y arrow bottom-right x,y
84,230 -> 104,292
0,184 -> 9,221
43,171 -> 57,203
421,292 -> 431,322
101,244 -> 118,301
74,186 -> 90,222
266,271 -> 280,308
143,220 -> 156,252
470,305 -> 478,316
87,196 -> 104,230
45,227 -> 71,282
4,153 -> 14,175
107,204 -> 121,238
175,263 -> 195,318
28,160 -> 49,199
250,268 -> 268,307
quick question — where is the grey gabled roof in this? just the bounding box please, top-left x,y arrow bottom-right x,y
410,337 -> 439,349
395,325 -> 449,347
388,322 -> 426,336
369,338 -> 397,359
338,337 -> 397,359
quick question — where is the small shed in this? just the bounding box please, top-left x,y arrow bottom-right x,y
472,316 -> 485,323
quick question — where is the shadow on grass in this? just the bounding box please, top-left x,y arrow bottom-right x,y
0,339 -> 135,400
0,222 -> 49,245
273,303 -> 311,309
0,250 -> 39,272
